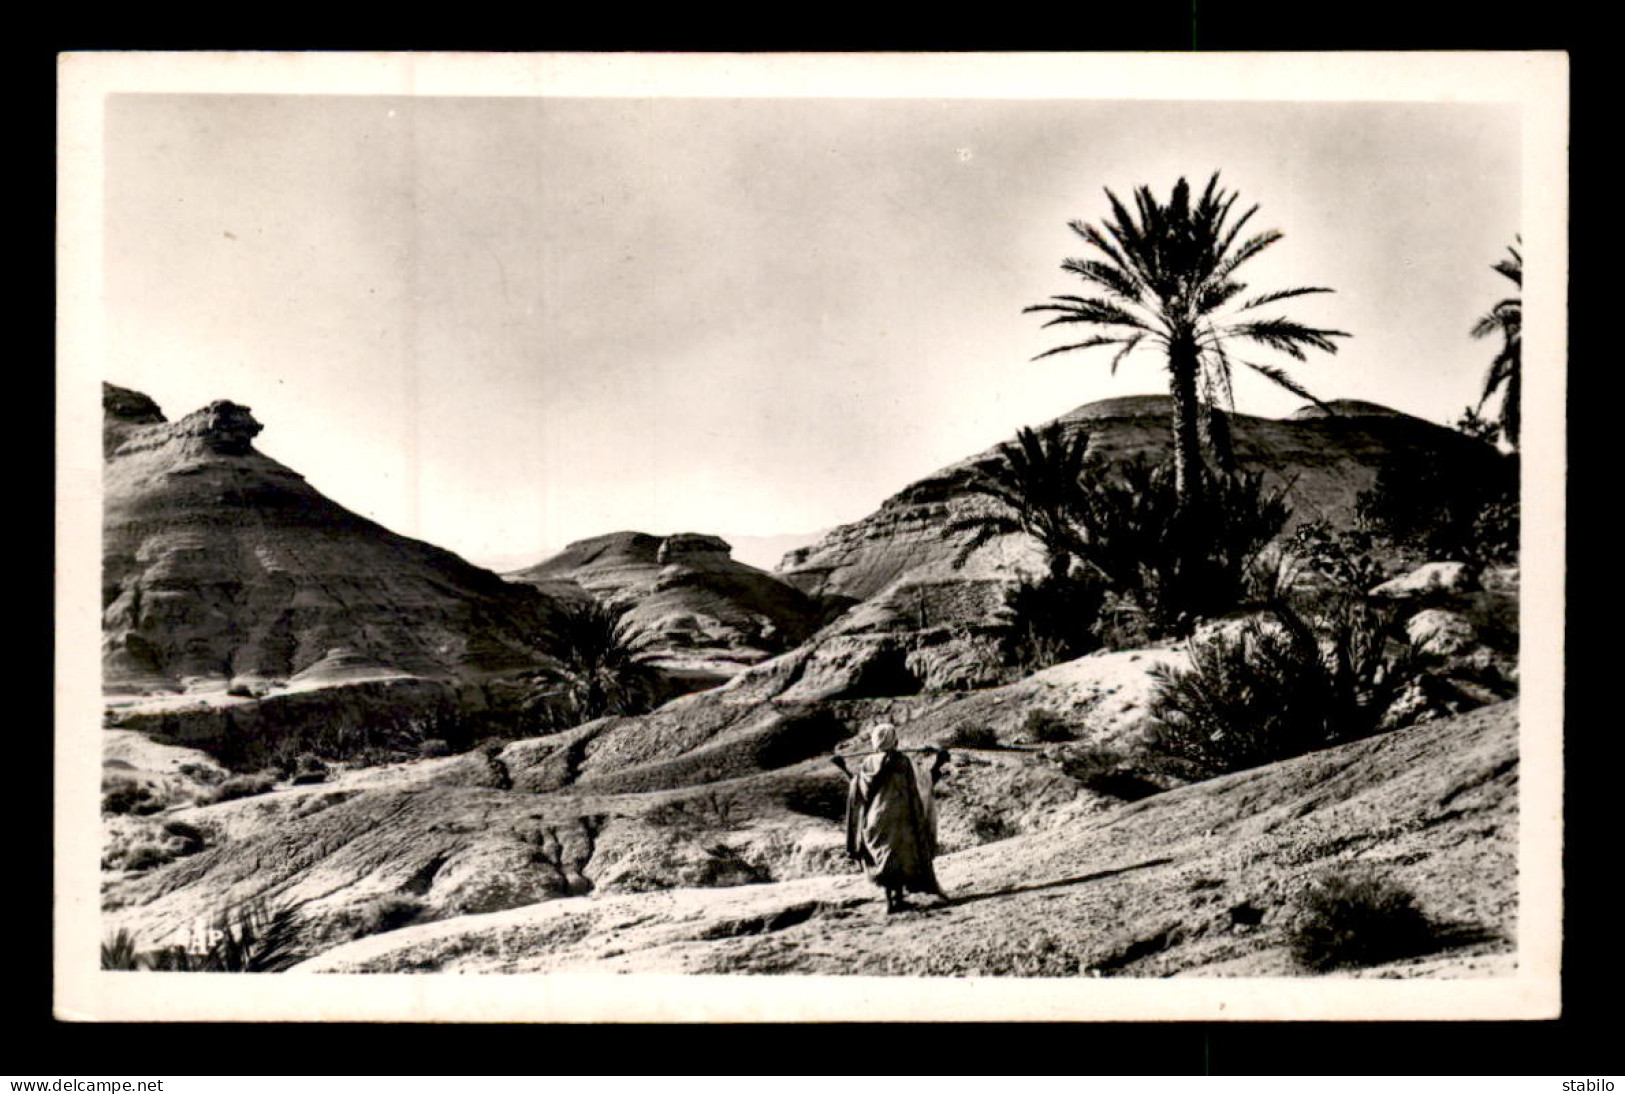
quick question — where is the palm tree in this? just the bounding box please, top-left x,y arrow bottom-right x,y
525,599 -> 661,729
1024,172 -> 1350,506
1470,236 -> 1521,450
944,421 -> 1096,580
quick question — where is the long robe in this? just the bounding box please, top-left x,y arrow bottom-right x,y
844,749 -> 942,895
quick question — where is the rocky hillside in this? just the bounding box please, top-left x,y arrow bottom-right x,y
778,395 -> 1505,604
102,383 -> 569,696
286,700 -> 1517,977
505,531 -> 827,673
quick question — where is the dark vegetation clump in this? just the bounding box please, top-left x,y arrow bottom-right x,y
418,738 -> 452,758
1289,871 -> 1434,972
210,772 -> 276,803
1077,458 -> 1291,640
1147,597 -> 1417,778
102,900 -> 307,972
1058,742 -> 1162,801
519,599 -> 663,733
341,895 -> 426,941
214,700 -> 502,774
945,724 -> 998,751
102,782 -> 163,816
1023,708 -> 1075,743
968,808 -> 1019,844
1287,520 -> 1390,595
997,571 -> 1104,669
284,752 -> 329,785
1356,450 -> 1518,567
122,844 -> 171,872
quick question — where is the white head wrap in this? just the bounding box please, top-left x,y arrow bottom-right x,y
871,723 -> 898,751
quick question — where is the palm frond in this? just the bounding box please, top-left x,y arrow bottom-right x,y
1238,358 -> 1336,414
1236,287 -> 1335,312
1229,318 -> 1349,359
1109,334 -> 1145,376
1031,338 -> 1131,362
1024,296 -> 1156,332
1059,257 -> 1143,302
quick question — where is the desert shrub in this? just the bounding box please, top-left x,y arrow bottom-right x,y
1023,709 -> 1075,743
101,928 -> 142,970
1289,871 -> 1434,972
1356,451 -> 1518,566
968,808 -> 1019,844
178,762 -> 225,786
202,900 -> 308,972
1077,457 -> 1291,639
1287,521 -> 1390,594
996,571 -> 1105,670
1455,405 -> 1502,445
226,683 -> 254,698
121,900 -> 308,973
102,782 -> 163,816
289,753 -> 329,785
211,773 -> 276,803
1147,598 -> 1418,779
161,819 -> 207,855
346,894 -> 426,940
123,844 -> 172,872
419,738 -> 452,758
945,724 -> 997,750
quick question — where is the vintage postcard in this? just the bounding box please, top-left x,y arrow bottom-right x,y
56,50 -> 1566,1021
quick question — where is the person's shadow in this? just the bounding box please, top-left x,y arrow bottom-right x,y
927,856 -> 1176,911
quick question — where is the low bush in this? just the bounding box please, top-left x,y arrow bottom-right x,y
1023,709 -> 1075,744
1147,598 -> 1418,779
968,809 -> 1018,844
996,571 -> 1104,670
102,782 -> 163,816
101,928 -> 142,970
945,724 -> 998,750
211,773 -> 276,803
1287,521 -> 1390,594
289,753 -> 329,785
1356,451 -> 1518,567
344,894 -> 426,940
123,844 -> 172,872
419,738 -> 453,758
1289,871 -> 1434,972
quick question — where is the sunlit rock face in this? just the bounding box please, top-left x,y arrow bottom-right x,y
101,383 -> 569,696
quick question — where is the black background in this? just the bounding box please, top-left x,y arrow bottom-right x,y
28,1 -> 1606,1077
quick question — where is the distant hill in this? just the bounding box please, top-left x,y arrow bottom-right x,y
505,531 -> 827,672
102,383 -> 570,696
779,394 -> 1504,603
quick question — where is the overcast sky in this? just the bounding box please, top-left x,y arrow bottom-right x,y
103,92 -> 1520,570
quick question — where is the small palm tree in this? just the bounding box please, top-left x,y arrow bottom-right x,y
525,599 -> 661,728
944,421 -> 1096,580
1471,236 -> 1521,450
1025,172 -> 1349,506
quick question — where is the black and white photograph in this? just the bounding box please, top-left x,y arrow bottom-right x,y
55,51 -> 1567,1022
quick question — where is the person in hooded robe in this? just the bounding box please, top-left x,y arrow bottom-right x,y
831,723 -> 951,914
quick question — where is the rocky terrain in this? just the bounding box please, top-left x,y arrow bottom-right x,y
98,387 -> 1522,981
103,384 -> 571,697
505,531 -> 828,678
